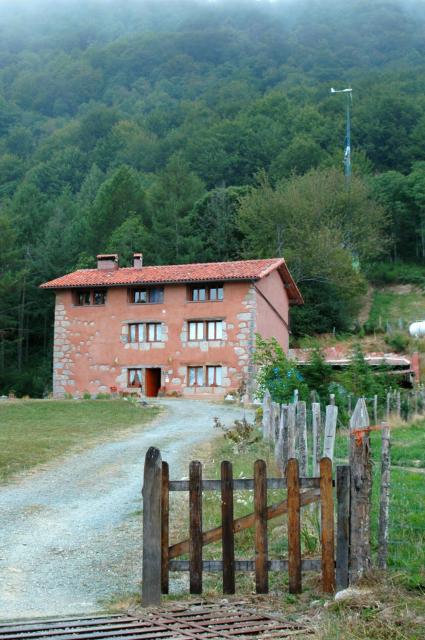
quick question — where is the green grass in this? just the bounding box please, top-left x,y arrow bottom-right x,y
0,399 -> 160,482
368,290 -> 425,329
334,420 -> 425,588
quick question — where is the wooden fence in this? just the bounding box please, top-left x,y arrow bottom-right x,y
142,447 -> 350,606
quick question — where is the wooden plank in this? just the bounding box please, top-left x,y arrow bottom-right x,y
336,465 -> 350,591
275,405 -> 287,475
320,457 -> 335,593
189,460 -> 202,594
349,398 -> 372,583
254,459 -> 268,594
287,404 -> 296,459
169,559 -> 322,572
296,401 -> 308,476
378,423 -> 391,570
169,488 -> 320,559
221,460 -> 235,594
262,389 -> 272,440
323,405 -> 338,461
312,403 -> 322,477
287,458 -> 301,594
168,478 -> 320,491
142,447 -> 162,606
161,461 -> 169,595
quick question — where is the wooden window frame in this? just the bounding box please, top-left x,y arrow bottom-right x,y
188,320 -> 223,341
146,322 -> 162,342
188,366 -> 204,387
189,283 -> 224,302
129,286 -> 164,304
74,289 -> 107,306
206,365 -> 223,387
129,323 -> 144,343
128,368 -> 143,388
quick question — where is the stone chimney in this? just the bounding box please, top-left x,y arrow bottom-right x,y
133,253 -> 143,268
97,254 -> 119,270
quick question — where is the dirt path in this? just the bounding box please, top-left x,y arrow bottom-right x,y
0,399 -> 252,620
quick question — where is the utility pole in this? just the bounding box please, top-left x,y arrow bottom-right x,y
330,87 -> 352,183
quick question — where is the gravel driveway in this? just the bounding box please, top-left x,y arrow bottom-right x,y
0,399 -> 252,620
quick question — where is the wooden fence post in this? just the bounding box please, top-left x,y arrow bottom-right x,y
287,403 -> 296,460
320,457 -> 336,593
161,461 -> 169,595
142,447 -> 162,606
373,395 -> 378,425
378,423 -> 391,570
254,459 -> 268,594
189,460 -> 203,594
221,461 -> 235,594
262,389 -> 272,440
287,458 -> 301,594
275,405 -> 288,476
323,405 -> 338,462
336,465 -> 350,591
272,401 -> 281,443
312,402 -> 322,476
296,401 -> 308,476
349,398 -> 372,583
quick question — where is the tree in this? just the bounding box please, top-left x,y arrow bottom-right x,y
237,168 -> 385,331
106,215 -> 151,266
148,156 -> 205,264
188,186 -> 248,262
87,165 -> 146,252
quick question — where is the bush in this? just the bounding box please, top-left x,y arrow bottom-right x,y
254,334 -> 308,403
384,332 -> 410,353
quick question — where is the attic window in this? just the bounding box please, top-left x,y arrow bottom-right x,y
190,283 -> 223,302
129,286 -> 164,304
74,289 -> 107,306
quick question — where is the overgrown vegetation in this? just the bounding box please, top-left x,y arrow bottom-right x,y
254,335 -> 392,410
0,399 -> 159,482
2,0 -> 425,394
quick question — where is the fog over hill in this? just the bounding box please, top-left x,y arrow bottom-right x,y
1,0 -> 425,395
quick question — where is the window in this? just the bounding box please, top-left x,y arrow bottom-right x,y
207,366 -> 222,386
190,283 -> 223,302
129,287 -> 164,304
146,322 -> 162,342
188,366 -> 204,386
93,290 -> 106,305
207,320 -> 223,340
188,321 -> 205,341
128,368 -> 143,388
74,289 -> 107,306
129,323 -> 144,343
128,322 -> 162,342
188,320 -> 223,341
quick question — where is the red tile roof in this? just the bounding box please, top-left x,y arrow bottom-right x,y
40,258 -> 303,303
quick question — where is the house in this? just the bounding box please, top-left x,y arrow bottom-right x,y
40,254 -> 303,399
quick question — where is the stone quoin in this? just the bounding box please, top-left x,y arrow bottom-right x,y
40,254 -> 302,399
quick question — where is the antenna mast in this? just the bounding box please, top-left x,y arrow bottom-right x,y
330,87 -> 353,182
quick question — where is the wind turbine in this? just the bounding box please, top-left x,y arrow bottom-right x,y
331,87 -> 353,181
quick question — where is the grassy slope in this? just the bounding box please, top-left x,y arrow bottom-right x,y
368,287 -> 425,329
0,399 -> 159,482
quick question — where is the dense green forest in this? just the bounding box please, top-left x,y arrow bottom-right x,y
1,0 -> 425,396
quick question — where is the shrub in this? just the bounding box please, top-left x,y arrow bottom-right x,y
384,332 -> 410,353
253,334 -> 308,403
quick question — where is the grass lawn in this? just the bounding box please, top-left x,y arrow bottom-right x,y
0,399 -> 160,483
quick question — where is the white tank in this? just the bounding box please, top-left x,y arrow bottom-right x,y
409,321 -> 425,337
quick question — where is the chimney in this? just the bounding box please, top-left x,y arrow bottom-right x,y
133,253 -> 143,268
97,254 -> 119,270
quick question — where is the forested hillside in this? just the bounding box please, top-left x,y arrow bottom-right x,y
1,0 -> 425,395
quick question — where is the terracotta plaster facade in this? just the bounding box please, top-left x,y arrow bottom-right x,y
42,256 -> 302,399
